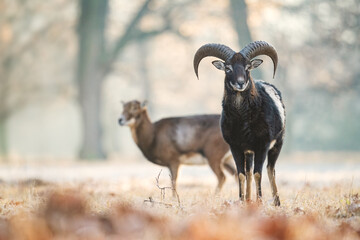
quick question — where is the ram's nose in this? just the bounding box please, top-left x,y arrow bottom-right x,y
237,77 -> 245,86
231,76 -> 248,92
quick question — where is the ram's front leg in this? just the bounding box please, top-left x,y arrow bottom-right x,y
231,149 -> 245,201
253,149 -> 267,203
244,150 -> 254,202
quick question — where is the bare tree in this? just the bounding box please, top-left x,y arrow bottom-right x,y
0,1 -> 63,157
77,0 -> 109,159
77,0 -> 191,159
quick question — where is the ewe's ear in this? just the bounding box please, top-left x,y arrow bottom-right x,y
248,59 -> 263,70
212,60 -> 225,71
141,100 -> 148,109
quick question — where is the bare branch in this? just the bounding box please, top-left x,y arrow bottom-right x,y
146,169 -> 181,208
104,0 -> 152,72
103,0 -> 194,75
155,169 -> 173,201
143,197 -> 173,208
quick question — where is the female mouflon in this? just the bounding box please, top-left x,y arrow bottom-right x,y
119,100 -> 236,194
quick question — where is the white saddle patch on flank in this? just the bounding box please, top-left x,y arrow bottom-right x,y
262,83 -> 285,127
175,125 -> 195,147
179,153 -> 207,165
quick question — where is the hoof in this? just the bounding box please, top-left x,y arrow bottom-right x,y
274,196 -> 281,206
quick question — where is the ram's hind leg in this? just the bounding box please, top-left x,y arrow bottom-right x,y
267,139 -> 283,206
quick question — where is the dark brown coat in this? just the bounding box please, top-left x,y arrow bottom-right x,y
119,100 -> 236,193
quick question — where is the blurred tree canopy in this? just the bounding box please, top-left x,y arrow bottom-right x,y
260,0 -> 360,150
0,0 -> 359,160
0,0 -> 76,158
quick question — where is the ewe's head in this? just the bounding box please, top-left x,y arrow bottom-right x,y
193,41 -> 278,92
119,100 -> 147,127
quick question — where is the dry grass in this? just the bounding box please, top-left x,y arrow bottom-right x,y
0,153 -> 359,239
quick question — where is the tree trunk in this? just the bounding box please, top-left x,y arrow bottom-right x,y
0,57 -> 12,160
77,0 -> 108,159
230,0 -> 253,47
230,0 -> 262,79
138,40 -> 153,112
0,117 -> 7,159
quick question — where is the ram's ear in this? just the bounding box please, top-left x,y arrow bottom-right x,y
247,59 -> 263,71
212,60 -> 225,71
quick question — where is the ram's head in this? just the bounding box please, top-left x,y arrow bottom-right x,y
193,41 -> 278,92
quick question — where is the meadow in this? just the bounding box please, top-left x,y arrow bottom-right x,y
0,152 -> 359,239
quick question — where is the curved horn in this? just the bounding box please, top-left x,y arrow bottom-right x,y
240,41 -> 278,78
193,44 -> 235,79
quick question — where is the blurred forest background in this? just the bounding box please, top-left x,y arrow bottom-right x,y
0,0 -> 359,161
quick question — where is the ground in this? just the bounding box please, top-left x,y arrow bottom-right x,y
0,152 -> 359,239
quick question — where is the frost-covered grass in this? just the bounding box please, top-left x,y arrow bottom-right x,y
0,152 -> 359,239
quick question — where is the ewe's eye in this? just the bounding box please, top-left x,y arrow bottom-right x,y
225,66 -> 232,73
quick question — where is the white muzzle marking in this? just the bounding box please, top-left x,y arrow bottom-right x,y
230,81 -> 249,92
120,116 -> 136,126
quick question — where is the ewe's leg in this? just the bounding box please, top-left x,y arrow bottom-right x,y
169,164 -> 179,196
231,149 -> 245,201
267,140 -> 283,206
208,158 -> 226,193
253,150 -> 267,202
221,154 -> 238,187
222,154 -> 237,176
204,146 -> 227,193
244,151 -> 254,201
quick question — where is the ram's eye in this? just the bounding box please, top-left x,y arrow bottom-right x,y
225,66 -> 232,73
